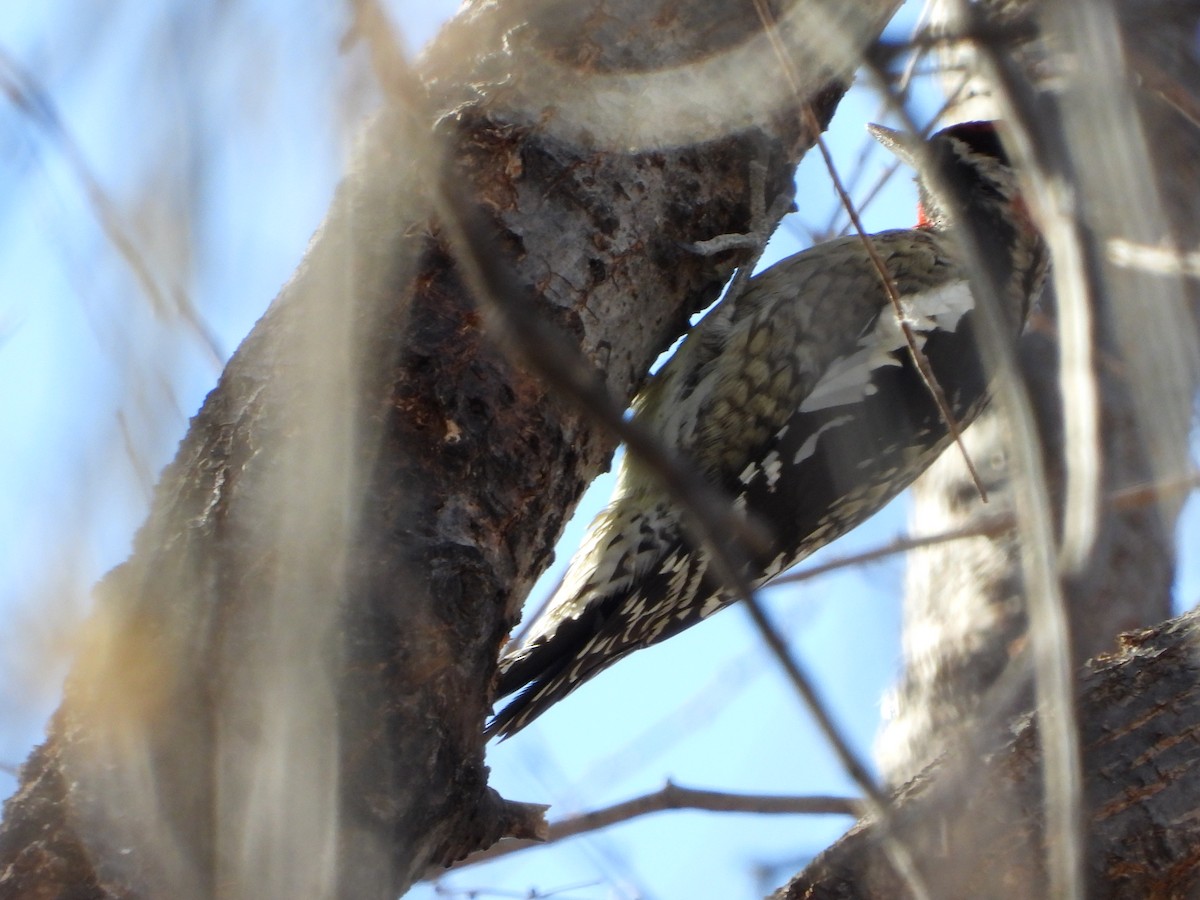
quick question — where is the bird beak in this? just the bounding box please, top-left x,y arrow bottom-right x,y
867,123 -> 921,169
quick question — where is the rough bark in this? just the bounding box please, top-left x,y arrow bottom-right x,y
877,0 -> 1200,790
0,1 -> 900,898
828,0 -> 1200,895
876,317 -> 1180,786
779,609 -> 1200,899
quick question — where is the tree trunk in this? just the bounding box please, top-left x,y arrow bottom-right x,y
0,1 -> 899,897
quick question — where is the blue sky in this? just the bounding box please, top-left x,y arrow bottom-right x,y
3,2 -> 1197,898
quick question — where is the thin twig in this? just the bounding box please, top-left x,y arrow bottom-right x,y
752,1 -> 987,504
1108,238 -> 1200,280
827,86 -> 970,238
772,514 -> 1012,587
687,156 -> 796,316
743,5 -> 975,898
738,594 -> 930,900
433,878 -> 604,899
445,782 -> 860,870
832,129 -> 989,501
817,6 -> 944,239
0,47 -> 222,364
862,14 -> 1086,897
772,468 -> 1200,588
1127,48 -> 1200,129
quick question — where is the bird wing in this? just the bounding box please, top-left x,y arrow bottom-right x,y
490,230 -> 973,737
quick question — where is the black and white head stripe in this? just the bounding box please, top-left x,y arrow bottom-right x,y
939,121 -> 1011,166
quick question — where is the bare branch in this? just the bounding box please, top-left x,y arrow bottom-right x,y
442,783 -> 860,871
773,470 -> 1200,589
751,0 -> 987,502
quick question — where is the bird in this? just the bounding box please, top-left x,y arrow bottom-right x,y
488,120 -> 1048,738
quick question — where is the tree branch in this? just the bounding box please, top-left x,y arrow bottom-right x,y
446,783 -> 860,870
0,1 -> 901,897
778,608 -> 1200,899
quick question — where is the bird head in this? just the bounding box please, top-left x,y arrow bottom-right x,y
869,120 -> 1030,234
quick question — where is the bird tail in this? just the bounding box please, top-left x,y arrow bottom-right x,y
486,541 -> 719,739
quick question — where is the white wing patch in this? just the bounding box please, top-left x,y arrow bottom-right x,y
800,279 -> 974,413
793,414 -> 854,464
761,449 -> 783,489
909,278 -> 974,333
